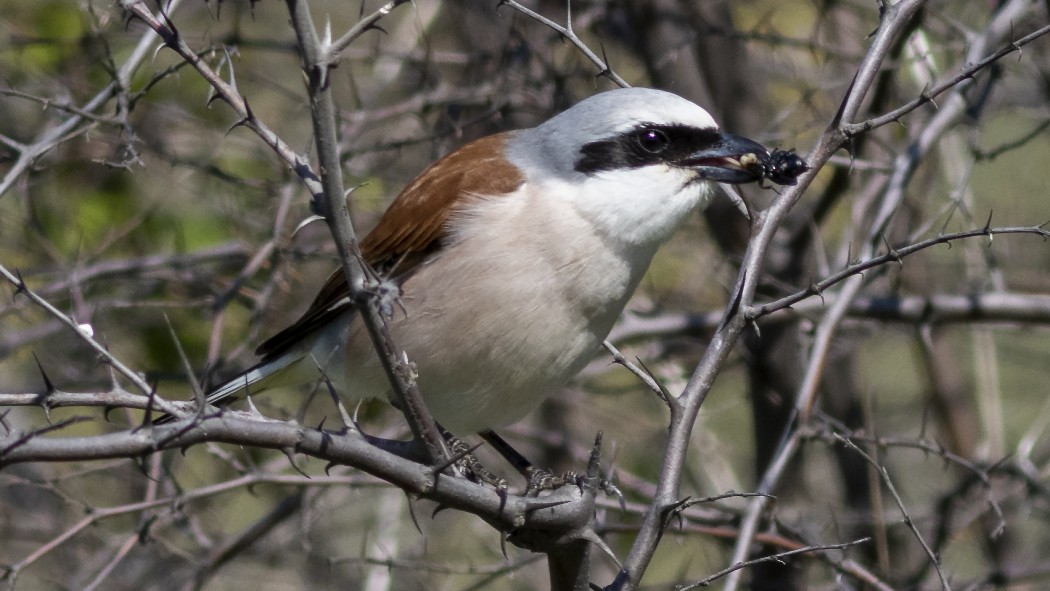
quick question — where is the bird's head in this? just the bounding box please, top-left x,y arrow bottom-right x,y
505,87 -> 779,247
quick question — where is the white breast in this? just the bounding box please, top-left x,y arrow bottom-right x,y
336,183 -> 660,433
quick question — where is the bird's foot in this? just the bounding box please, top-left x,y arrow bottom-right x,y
447,437 -> 508,491
524,466 -> 581,496
522,466 -> 625,509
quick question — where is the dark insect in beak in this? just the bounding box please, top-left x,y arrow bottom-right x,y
764,149 -> 809,186
740,148 -> 810,187
681,133 -> 809,187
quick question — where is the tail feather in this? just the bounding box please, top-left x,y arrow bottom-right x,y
157,351 -> 309,424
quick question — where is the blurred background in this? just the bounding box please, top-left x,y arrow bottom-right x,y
1,1 -> 1049,589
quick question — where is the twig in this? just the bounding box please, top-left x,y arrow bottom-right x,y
499,0 -> 630,88
680,538 -> 871,590
0,0 -> 185,198
602,341 -> 676,410
836,435 -> 952,590
843,23 -> 1050,137
750,224 -> 1050,319
0,264 -> 177,414
119,0 -> 324,199
328,0 -> 412,61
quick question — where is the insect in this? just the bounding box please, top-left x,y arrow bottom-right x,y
740,148 -> 809,187
763,148 -> 809,186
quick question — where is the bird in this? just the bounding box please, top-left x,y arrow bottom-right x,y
188,87 -> 789,435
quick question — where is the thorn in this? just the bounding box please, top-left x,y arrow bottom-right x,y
595,42 -> 612,82
226,96 -> 255,134
324,461 -> 338,476
121,8 -> 136,32
344,182 -> 367,198
292,214 -> 326,238
919,82 -> 937,109
808,282 -> 825,306
31,352 -> 55,395
243,95 -> 254,120
226,116 -> 251,135
322,16 -> 333,57
136,513 -> 158,544
500,530 -> 510,559
12,268 -> 27,297
749,317 -> 761,338
632,356 -> 675,409
1010,22 -> 1021,61
159,10 -> 179,40
245,391 -> 260,416
281,447 -> 310,478
138,385 -> 159,431
579,528 -> 623,568
404,490 -> 423,534
206,91 -> 226,108
659,497 -> 693,532
881,235 -> 902,268
150,38 -> 169,62
523,498 -> 573,514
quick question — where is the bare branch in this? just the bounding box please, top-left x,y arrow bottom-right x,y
751,225 -> 1050,319
844,23 -> 1050,136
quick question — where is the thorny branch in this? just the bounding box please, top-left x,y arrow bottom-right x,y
750,224 -> 1050,319
119,0 -> 324,199
0,263 -> 178,415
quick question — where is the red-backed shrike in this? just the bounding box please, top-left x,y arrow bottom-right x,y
195,88 -> 792,434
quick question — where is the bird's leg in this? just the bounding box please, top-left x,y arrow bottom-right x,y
479,430 -> 584,496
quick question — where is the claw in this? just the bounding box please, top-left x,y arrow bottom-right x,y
524,466 -> 579,496
599,479 -> 627,512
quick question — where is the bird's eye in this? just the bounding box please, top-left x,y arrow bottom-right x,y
636,128 -> 670,154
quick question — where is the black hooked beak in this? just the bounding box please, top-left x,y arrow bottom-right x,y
678,132 -> 775,185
